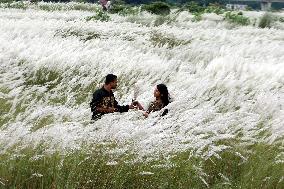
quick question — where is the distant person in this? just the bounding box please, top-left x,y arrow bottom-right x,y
90,74 -> 135,120
99,0 -> 111,11
134,84 -> 170,118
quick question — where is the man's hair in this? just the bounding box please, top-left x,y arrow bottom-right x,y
105,74 -> 117,84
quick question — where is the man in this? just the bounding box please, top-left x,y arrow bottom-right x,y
90,74 -> 134,120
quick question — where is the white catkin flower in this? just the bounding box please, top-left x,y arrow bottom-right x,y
139,171 -> 154,175
32,173 -> 43,178
0,180 -> 5,186
106,161 -> 118,166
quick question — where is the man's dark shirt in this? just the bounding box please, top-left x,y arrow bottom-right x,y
90,87 -> 129,120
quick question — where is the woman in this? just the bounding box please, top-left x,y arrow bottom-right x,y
134,84 -> 170,118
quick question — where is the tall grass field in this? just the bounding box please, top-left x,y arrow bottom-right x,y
0,1 -> 284,188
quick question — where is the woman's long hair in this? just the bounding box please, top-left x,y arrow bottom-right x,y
157,84 -> 169,107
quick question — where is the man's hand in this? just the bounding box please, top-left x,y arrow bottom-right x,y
130,101 -> 144,110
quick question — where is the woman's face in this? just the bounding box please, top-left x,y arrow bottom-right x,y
154,87 -> 161,98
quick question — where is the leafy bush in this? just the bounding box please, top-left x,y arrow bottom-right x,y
237,11 -> 243,15
225,11 -> 250,26
258,13 -> 274,28
0,0 -> 13,3
5,1 -> 29,9
204,3 -> 225,15
38,3 -> 62,11
153,14 -> 177,26
86,10 -> 110,22
0,2 -> 100,12
72,0 -> 89,3
181,2 -> 224,15
192,12 -> 202,22
69,2 -> 99,12
109,4 -> 127,14
109,4 -> 139,16
182,1 -> 205,14
245,6 -> 253,11
142,1 -> 171,15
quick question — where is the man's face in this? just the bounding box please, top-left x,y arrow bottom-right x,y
110,79 -> 118,89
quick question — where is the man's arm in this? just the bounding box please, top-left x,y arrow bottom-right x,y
113,98 -> 130,113
96,107 -> 117,113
